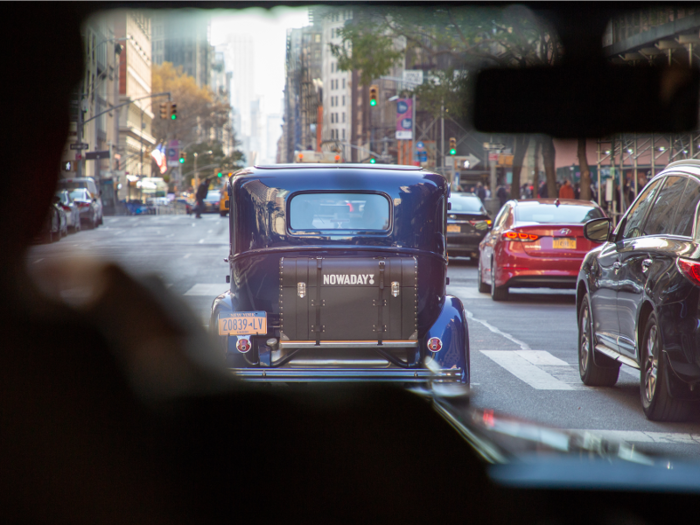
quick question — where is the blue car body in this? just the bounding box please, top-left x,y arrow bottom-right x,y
210,163 -> 470,384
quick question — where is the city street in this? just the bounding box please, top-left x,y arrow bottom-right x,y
27,214 -> 700,460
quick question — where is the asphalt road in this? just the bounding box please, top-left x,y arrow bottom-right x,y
26,214 -> 700,460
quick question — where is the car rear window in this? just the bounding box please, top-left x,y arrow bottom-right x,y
69,189 -> 89,200
515,204 -> 604,224
450,194 -> 486,213
290,193 -> 390,231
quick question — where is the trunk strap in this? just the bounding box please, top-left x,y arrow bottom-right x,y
377,259 -> 385,345
315,257 -> 322,346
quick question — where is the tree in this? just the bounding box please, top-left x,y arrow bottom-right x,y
578,138 -> 592,200
330,5 -> 564,197
152,62 -> 240,151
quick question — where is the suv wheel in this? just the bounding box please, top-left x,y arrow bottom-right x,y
490,261 -> 508,301
578,294 -> 619,386
477,257 -> 490,293
640,312 -> 691,422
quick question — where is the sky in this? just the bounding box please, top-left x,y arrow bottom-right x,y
210,7 -> 310,115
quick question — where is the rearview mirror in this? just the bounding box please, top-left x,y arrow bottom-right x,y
583,218 -> 612,243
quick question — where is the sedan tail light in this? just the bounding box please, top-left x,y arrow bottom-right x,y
503,230 -> 539,242
677,258 -> 700,287
61,205 -> 71,211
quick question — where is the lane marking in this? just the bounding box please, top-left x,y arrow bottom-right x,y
465,309 -> 530,350
516,350 -> 569,366
570,429 -> 700,445
208,229 -> 213,233
448,285 -> 490,300
184,283 -> 228,296
198,239 -> 204,244
481,350 -> 576,390
166,234 -> 175,238
183,253 -> 191,259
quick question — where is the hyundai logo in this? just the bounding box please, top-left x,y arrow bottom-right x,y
558,228 -> 572,236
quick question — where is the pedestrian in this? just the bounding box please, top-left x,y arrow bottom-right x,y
559,179 -> 575,199
476,182 -> 486,204
574,183 -> 581,200
538,180 -> 548,198
496,183 -> 508,208
485,185 -> 491,199
195,177 -> 209,219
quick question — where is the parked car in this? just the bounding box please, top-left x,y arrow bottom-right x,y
578,159 -> 700,421
478,198 -> 607,300
210,163 -> 469,384
202,192 -> 220,213
37,201 -> 62,243
446,192 -> 492,260
56,177 -> 103,225
69,188 -> 100,228
55,190 -> 80,233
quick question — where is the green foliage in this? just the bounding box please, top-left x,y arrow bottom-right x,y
330,17 -> 403,86
181,141 -> 245,189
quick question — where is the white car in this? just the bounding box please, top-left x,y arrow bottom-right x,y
56,177 -> 103,226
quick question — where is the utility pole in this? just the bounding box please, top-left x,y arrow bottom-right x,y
411,93 -> 416,166
440,101 -> 445,174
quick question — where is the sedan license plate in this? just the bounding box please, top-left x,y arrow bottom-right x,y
447,224 -> 461,233
219,312 -> 267,336
553,237 -> 576,249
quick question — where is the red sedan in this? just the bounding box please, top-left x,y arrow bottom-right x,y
477,199 -> 606,301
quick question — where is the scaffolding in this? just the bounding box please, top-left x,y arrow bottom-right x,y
596,131 -> 700,224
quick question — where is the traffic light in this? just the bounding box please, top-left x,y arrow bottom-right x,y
449,137 -> 457,155
369,157 -> 376,164
179,152 -> 186,164
171,103 -> 177,120
159,102 -> 167,119
369,85 -> 378,107
334,154 -> 340,163
217,171 -> 223,178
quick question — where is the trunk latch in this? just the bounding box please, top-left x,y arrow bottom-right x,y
391,281 -> 400,297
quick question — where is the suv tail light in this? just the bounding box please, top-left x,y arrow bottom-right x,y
503,230 -> 539,242
677,258 -> 700,287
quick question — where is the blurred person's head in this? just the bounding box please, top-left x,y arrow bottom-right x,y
2,7 -> 82,265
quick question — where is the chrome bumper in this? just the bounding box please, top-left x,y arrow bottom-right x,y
230,367 -> 463,382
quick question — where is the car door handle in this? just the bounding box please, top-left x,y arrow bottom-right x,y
641,258 -> 652,273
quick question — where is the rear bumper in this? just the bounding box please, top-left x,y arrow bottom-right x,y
230,367 -> 463,382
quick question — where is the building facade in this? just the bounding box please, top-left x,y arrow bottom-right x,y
114,10 -> 156,200
152,11 -> 212,89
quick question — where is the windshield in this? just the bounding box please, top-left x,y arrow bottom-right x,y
21,6 -> 700,510
69,189 -> 89,201
515,204 -> 605,224
290,193 -> 390,230
450,194 -> 487,214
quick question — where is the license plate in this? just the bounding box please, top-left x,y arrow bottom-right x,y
553,237 -> 576,249
219,312 -> 267,336
447,224 -> 461,233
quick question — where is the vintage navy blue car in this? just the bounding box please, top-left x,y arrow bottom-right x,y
210,163 -> 470,384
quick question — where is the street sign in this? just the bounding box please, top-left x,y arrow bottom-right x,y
416,141 -> 425,149
75,153 -> 82,160
488,152 -> 499,162
403,70 -> 424,86
70,143 -> 89,150
465,153 -> 481,168
418,152 -> 428,162
484,143 -> 506,151
396,98 -> 413,140
85,150 -> 111,160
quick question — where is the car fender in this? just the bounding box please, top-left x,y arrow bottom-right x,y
423,295 -> 470,384
210,290 -> 249,366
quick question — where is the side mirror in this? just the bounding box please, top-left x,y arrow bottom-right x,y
583,218 -> 612,243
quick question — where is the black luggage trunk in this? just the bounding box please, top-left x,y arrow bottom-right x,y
280,257 -> 417,343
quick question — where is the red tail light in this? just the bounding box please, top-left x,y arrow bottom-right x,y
77,202 -> 90,208
503,230 -> 539,242
61,205 -> 71,211
677,258 -> 700,287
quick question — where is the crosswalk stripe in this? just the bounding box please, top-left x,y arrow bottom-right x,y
184,284 -> 228,296
481,350 -> 579,390
570,429 -> 700,445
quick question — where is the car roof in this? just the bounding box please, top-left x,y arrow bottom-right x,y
512,198 -> 599,207
254,163 -> 423,171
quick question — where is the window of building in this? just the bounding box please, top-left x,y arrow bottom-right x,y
342,112 -> 346,123
342,95 -> 345,106
342,128 -> 346,139
331,62 -> 335,73
342,78 -> 346,89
